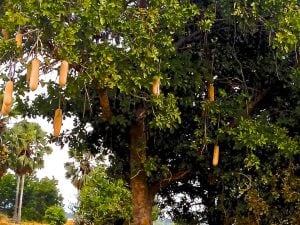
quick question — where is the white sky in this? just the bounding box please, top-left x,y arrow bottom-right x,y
36,145 -> 78,213
30,117 -> 78,213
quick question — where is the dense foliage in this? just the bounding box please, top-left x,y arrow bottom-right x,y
44,205 -> 67,225
0,173 -> 16,215
0,0 -> 299,224
0,174 -> 63,222
76,166 -> 131,225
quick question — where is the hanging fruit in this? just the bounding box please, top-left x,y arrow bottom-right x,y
53,108 -> 62,137
208,83 -> 215,102
29,58 -> 40,91
152,77 -> 160,97
1,103 -> 11,116
3,81 -> 13,106
59,60 -> 69,87
15,32 -> 22,47
212,144 -> 219,167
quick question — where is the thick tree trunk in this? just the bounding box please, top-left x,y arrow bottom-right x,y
130,116 -> 154,225
17,174 -> 25,224
13,175 -> 20,222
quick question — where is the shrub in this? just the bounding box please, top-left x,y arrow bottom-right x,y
44,205 -> 67,225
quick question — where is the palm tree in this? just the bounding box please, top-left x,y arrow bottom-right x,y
3,120 -> 52,224
65,149 -> 96,190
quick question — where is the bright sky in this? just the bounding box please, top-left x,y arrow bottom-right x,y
36,145 -> 78,213
25,117 -> 78,213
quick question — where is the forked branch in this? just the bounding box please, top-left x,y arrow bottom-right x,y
151,169 -> 190,195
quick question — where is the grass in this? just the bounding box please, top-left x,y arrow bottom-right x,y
15,223 -> 48,225
0,214 -> 74,225
0,214 -> 10,225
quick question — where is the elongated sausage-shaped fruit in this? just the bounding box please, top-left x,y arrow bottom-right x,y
29,58 -> 40,91
3,81 -> 13,106
15,32 -> 22,47
59,60 -> 69,87
1,81 -> 13,115
212,144 -> 219,167
1,103 -> 11,116
152,78 -> 160,97
208,83 -> 214,102
53,108 -> 62,137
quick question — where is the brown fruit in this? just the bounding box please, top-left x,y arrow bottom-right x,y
29,58 -> 40,91
59,60 -> 69,87
212,144 -> 219,167
15,32 -> 22,47
1,103 -> 11,116
53,108 -> 62,137
208,83 -> 215,102
152,78 -> 160,96
3,81 -> 13,106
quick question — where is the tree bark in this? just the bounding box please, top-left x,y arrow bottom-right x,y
130,113 -> 154,225
13,175 -> 20,222
17,174 -> 25,224
98,88 -> 113,120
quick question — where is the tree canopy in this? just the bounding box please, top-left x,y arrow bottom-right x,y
2,120 -> 52,175
0,0 -> 299,224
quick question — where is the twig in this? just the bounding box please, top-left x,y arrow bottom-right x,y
130,169 -> 143,179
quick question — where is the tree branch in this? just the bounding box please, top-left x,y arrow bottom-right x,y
150,169 -> 190,195
245,88 -> 270,116
229,88 -> 270,127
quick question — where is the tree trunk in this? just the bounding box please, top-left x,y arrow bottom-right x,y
130,116 -> 154,225
13,175 -> 20,222
17,174 -> 25,224
130,1 -> 152,222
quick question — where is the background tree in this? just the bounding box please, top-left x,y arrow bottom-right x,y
0,173 -> 16,216
22,176 -> 64,222
0,0 -> 299,224
2,121 -> 52,223
0,173 -> 63,222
